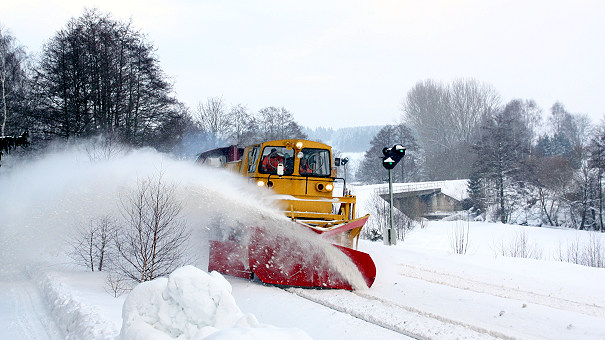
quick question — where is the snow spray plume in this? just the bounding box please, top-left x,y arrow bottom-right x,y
0,141 -> 366,288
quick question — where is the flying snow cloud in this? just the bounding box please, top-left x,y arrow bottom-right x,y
0,142 -> 281,273
0,141 -> 366,289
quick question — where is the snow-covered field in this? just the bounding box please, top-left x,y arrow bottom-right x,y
1,147 -> 605,339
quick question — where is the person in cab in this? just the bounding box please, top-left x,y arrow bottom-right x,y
299,157 -> 312,174
262,148 -> 283,172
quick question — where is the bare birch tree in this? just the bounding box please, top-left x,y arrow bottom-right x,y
196,96 -> 229,145
0,25 -> 27,137
402,78 -> 500,179
113,173 -> 190,282
257,106 -> 306,141
69,215 -> 115,272
226,103 -> 258,145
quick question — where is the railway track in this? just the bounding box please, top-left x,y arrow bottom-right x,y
286,287 -> 511,340
277,254 -> 605,340
398,263 -> 605,319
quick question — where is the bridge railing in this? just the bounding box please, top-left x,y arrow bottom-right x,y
374,181 -> 447,195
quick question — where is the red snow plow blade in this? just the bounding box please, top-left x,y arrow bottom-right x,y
208,227 -> 376,290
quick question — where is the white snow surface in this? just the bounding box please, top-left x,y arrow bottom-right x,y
1,146 -> 605,339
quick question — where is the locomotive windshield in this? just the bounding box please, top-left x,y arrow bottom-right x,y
298,148 -> 330,177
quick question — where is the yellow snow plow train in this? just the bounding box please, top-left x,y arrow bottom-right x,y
197,139 -> 375,289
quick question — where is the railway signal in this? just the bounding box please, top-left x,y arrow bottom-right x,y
335,157 -> 349,166
335,157 -> 350,193
382,144 -> 406,246
382,144 -> 406,170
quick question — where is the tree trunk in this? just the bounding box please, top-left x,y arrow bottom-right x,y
1,59 -> 7,136
538,187 -> 555,226
499,175 -> 506,223
599,171 -> 605,231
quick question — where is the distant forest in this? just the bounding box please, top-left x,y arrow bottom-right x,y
303,126 -> 382,153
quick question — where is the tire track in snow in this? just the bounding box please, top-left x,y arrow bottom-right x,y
398,263 -> 605,319
286,287 -> 512,340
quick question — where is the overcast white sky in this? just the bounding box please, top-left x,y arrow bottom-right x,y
2,0 -> 605,128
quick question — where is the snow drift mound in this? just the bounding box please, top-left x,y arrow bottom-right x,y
119,265 -> 311,339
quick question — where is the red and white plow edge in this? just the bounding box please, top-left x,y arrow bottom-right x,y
208,217 -> 376,290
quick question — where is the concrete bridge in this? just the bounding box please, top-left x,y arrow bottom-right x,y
377,182 -> 463,220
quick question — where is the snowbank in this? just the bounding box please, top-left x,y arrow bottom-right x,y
33,266 -> 312,340
119,266 -> 311,340
37,271 -> 119,339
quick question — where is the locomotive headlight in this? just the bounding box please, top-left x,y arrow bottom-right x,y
316,183 -> 333,192
295,141 -> 303,149
257,180 -> 265,187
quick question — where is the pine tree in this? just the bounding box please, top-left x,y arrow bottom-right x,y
589,127 -> 605,231
472,100 -> 532,223
466,171 -> 485,215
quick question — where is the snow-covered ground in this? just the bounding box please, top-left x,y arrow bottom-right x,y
1,147 -> 605,339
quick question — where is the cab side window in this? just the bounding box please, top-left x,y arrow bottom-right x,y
247,147 -> 260,173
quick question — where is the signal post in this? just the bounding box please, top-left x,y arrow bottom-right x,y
382,144 -> 406,246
